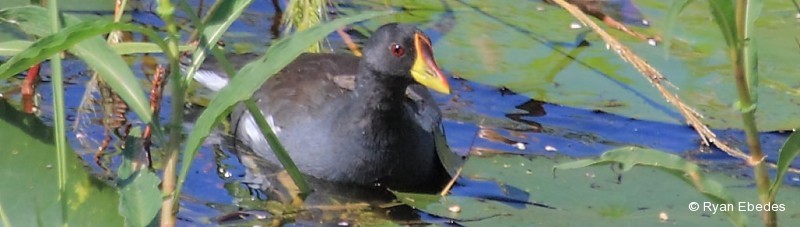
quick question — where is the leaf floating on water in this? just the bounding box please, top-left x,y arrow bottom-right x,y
553,147 -> 746,226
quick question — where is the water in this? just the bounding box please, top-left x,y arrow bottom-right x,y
6,0 -> 799,225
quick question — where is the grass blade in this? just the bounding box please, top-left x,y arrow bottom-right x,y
0,18 -> 170,124
0,7 -> 161,124
1,40 -> 196,56
769,132 -> 800,200
741,0 -> 762,106
110,42 -> 195,55
45,0 -> 69,223
71,36 -> 153,124
0,40 -> 32,56
244,99 -> 310,193
707,0 -> 737,49
181,0 -> 253,85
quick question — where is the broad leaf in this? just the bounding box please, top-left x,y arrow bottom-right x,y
117,128 -> 161,227
395,151 -> 800,226
554,147 -> 745,226
0,100 -> 124,226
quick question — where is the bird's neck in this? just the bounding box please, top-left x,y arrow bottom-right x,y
343,67 -> 412,171
353,67 -> 410,115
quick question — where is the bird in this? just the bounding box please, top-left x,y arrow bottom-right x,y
192,23 -> 462,192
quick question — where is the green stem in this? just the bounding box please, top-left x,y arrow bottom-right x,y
244,100 -> 311,196
207,46 -> 310,196
733,0 -> 774,226
157,0 -> 184,226
45,0 -> 68,225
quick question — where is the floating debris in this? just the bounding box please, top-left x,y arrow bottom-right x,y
545,145 -> 557,152
448,205 -> 462,213
659,211 -> 669,222
647,38 -> 658,47
514,142 -> 526,150
218,168 -> 233,178
570,22 -> 583,29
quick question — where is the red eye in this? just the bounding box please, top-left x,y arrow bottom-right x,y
390,43 -> 405,57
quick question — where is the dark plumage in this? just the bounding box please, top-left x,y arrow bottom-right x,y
212,23 -> 458,191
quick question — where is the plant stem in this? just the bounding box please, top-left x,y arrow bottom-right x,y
244,99 -> 311,196
44,0 -> 68,224
157,0 -> 184,226
206,45 -> 311,196
733,0 -> 774,225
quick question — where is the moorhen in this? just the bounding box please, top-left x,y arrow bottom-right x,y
194,23 -> 459,191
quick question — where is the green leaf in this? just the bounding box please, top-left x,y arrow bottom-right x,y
0,0 -> 28,10
394,150 -> 800,226
769,131 -> 800,200
181,0 -> 254,84
733,100 -> 756,113
393,191 -> 443,208
117,171 -> 161,227
0,6 -> 102,38
117,129 -> 161,227
0,6 -> 155,124
744,0 -> 763,29
553,147 -> 746,226
0,0 -> 129,12
175,10 -> 392,205
110,42 -> 195,55
707,0 -> 738,49
117,128 -> 161,227
0,100 -> 124,226
662,0 -> 693,56
742,0 -> 762,104
0,40 -> 195,56
0,40 -> 31,56
71,35 -> 154,124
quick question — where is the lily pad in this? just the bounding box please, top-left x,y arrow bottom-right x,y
0,100 -> 124,226
396,152 -> 800,226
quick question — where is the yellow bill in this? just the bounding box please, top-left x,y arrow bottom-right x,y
410,32 -> 450,94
